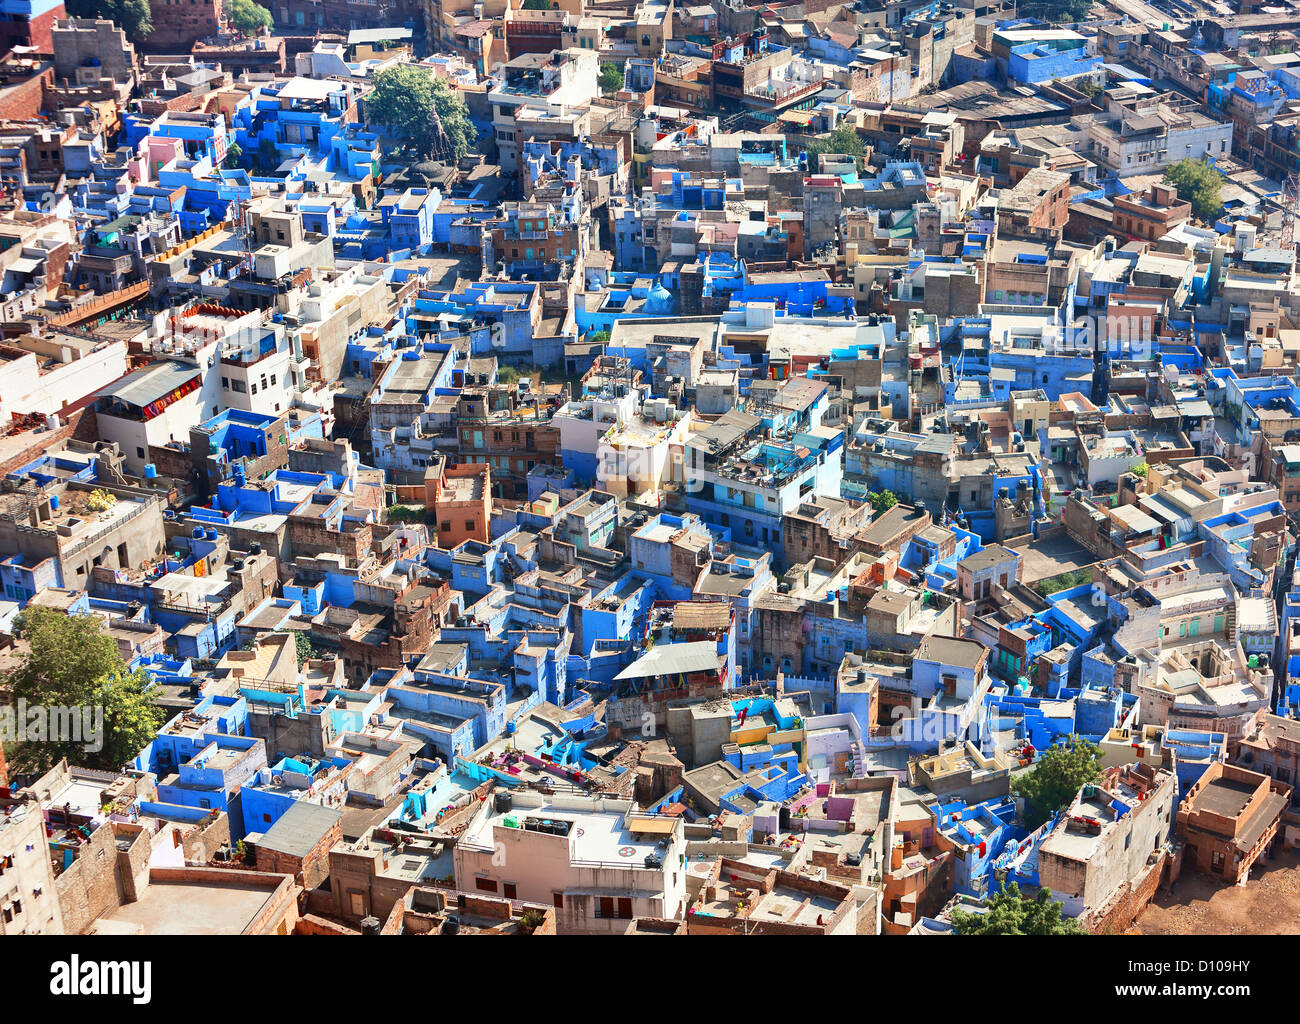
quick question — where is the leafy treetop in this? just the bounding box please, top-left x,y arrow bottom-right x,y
950,882 -> 1082,935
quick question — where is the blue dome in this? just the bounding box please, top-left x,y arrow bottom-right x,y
645,282 -> 675,315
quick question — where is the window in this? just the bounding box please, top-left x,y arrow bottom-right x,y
136,447 -> 145,459
553,892 -> 564,909
475,877 -> 498,893
617,897 -> 633,919
441,520 -> 452,531
222,376 -> 230,389
465,519 -> 476,530
350,892 -> 364,916
596,896 -> 615,918
503,882 -> 517,900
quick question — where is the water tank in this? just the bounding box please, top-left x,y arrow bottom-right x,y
49,494 -> 59,511
205,528 -> 218,541
644,852 -> 663,869
192,526 -> 204,539
494,791 -> 513,813
506,721 -> 516,735
144,463 -> 158,479
249,542 -> 262,555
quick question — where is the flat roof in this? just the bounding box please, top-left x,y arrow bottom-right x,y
98,878 -> 280,935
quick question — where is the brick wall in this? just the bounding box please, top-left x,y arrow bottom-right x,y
255,818 -> 342,890
294,913 -> 360,935
134,91 -> 207,117
0,66 -> 52,121
113,823 -> 154,904
55,824 -> 126,935
183,810 -> 231,863
144,0 -> 222,50
0,399 -> 101,478
0,5 -> 65,52
1080,849 -> 1167,935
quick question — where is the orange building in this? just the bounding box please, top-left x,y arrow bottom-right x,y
429,462 -> 492,548
1177,762 -> 1290,886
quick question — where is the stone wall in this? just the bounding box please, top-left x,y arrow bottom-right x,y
1080,849 -> 1168,935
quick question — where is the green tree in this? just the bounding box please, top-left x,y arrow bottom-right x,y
522,0 -> 554,7
590,329 -> 611,346
367,66 -> 474,160
599,62 -> 624,94
386,504 -> 428,524
866,489 -> 898,514
1163,158 -> 1223,222
65,0 -> 153,38
1009,0 -> 1092,23
1074,77 -> 1104,100
431,75 -> 474,161
4,608 -> 166,774
227,0 -> 272,35
805,123 -> 867,173
257,136 -> 279,172
223,141 -> 243,169
1013,735 -> 1102,829
1037,568 -> 1093,596
950,882 -> 1081,935
367,64 -> 434,152
286,631 -> 315,667
1130,461 -> 1149,477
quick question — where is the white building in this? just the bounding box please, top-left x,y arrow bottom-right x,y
1082,104 -> 1232,175
95,359 -> 208,473
95,304 -> 309,473
552,388 -> 640,474
596,398 -> 690,499
488,49 -> 599,173
0,331 -> 129,431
